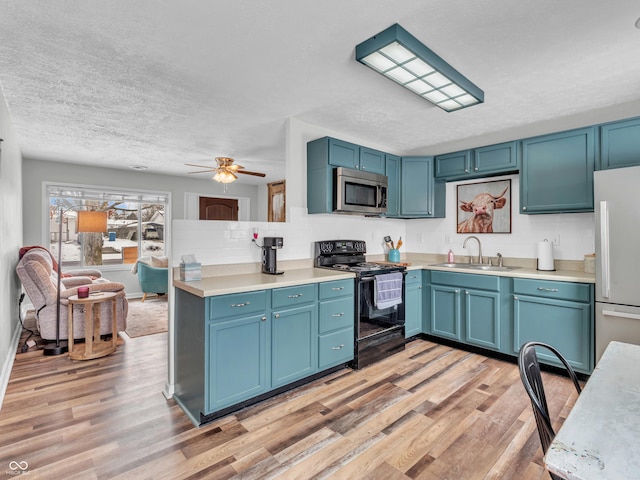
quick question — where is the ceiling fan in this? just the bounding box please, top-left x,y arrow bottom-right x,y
186,157 -> 266,184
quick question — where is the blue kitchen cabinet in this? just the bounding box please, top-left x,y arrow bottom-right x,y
520,127 -> 596,214
600,116 -> 640,170
429,271 -> 508,352
405,270 -> 423,338
359,147 -> 386,174
318,279 -> 355,368
325,137 -> 360,170
207,312 -> 270,413
385,154 -> 401,218
401,156 -> 445,218
431,284 -> 462,341
271,284 -> 318,388
206,290 -> 270,414
434,142 -> 518,181
512,278 -> 593,374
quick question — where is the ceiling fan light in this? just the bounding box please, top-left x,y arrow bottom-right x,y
213,170 -> 236,184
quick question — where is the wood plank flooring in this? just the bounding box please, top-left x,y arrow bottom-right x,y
0,333 -> 579,479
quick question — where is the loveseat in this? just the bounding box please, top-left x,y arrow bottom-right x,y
16,247 -> 128,340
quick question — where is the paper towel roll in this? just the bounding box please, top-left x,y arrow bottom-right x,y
537,240 -> 555,271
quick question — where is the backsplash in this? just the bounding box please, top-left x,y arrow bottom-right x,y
172,177 -> 595,268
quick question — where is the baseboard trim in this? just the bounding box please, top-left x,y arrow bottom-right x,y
0,320 -> 22,410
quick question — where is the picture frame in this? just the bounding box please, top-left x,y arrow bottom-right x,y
456,179 -> 511,233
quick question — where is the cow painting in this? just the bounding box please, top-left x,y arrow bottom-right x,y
456,180 -> 511,233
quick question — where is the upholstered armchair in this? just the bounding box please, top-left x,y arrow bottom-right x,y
134,256 -> 168,302
16,247 -> 127,340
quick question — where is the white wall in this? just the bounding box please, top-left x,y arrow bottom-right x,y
172,119 -> 595,266
0,85 -> 23,406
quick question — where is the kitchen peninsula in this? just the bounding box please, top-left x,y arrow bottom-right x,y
173,253 -> 594,426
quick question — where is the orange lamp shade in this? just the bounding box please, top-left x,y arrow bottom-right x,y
76,210 -> 108,233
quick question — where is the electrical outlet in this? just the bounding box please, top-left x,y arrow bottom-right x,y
444,234 -> 451,244
418,233 -> 425,243
551,234 -> 560,246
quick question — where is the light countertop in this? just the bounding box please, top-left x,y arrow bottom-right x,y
174,268 -> 355,298
174,261 -> 593,298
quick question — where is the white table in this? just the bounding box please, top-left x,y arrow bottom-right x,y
544,341 -> 640,479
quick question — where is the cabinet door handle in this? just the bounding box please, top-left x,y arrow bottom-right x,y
418,286 -> 422,289
513,295 -> 518,300
231,301 -> 250,307
261,316 -> 267,322
537,287 -> 559,292
331,312 -> 345,317
523,206 -> 527,211
288,294 -> 304,298
331,344 -> 344,350
474,167 -> 479,171
331,287 -> 344,291
274,313 -> 280,319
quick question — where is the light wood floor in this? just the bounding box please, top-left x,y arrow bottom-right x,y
0,333 -> 579,479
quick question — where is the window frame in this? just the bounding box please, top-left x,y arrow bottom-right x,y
43,181 -> 171,272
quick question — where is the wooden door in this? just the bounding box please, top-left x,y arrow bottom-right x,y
267,181 -> 286,222
199,197 -> 238,221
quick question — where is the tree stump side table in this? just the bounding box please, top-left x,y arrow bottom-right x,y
67,291 -> 118,360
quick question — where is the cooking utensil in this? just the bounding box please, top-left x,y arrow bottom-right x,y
396,237 -> 403,250
384,235 -> 394,249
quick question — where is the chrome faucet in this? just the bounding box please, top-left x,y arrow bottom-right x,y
463,236 -> 483,264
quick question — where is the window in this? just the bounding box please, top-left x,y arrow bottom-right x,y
47,184 -> 169,269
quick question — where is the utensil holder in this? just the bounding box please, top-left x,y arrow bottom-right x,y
388,249 -> 400,263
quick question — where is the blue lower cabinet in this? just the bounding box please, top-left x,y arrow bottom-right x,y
206,313 -> 270,414
430,285 -> 463,341
318,279 -> 355,368
319,328 -> 353,368
271,304 -> 317,388
464,288 -> 501,351
405,271 -> 423,338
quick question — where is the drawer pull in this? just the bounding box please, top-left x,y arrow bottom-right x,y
331,344 -> 345,350
331,313 -> 345,317
537,287 -> 559,292
288,294 -> 304,299
231,301 -> 251,307
331,287 -> 344,291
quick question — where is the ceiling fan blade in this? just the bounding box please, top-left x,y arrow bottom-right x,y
237,170 -> 266,177
227,164 -> 243,171
187,169 -> 217,174
185,163 -> 216,170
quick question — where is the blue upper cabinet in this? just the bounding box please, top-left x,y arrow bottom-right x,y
326,138 -> 360,170
385,154 -> 401,218
359,147 -> 386,175
600,117 -> 640,170
435,142 -> 518,181
520,127 -> 596,214
400,156 -> 445,218
435,150 -> 472,179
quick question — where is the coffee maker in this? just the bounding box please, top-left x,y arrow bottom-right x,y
262,237 -> 284,275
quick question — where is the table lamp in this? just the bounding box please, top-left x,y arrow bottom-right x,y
44,209 -> 108,356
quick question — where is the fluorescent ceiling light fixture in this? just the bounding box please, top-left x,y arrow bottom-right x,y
356,24 -> 484,112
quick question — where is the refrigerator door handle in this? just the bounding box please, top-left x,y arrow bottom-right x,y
602,309 -> 640,321
599,201 -> 610,299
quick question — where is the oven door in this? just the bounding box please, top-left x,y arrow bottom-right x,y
357,274 -> 405,338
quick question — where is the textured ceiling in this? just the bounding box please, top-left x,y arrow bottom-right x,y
1,0 -> 640,185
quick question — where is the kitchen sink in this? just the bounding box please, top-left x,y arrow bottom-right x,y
430,262 -> 521,272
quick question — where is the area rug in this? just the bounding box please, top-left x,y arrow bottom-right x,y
124,297 -> 168,338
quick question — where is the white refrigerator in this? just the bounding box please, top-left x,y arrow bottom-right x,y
594,165 -> 640,361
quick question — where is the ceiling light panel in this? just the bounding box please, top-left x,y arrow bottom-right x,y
356,24 -> 484,112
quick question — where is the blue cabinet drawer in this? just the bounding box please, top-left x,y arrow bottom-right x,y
272,284 -> 316,309
319,297 -> 354,333
209,291 -> 268,321
431,271 -> 500,291
513,278 -> 591,302
405,270 -> 423,285
319,328 -> 354,368
318,279 -> 354,300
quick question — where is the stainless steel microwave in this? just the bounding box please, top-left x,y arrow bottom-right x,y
334,167 -> 388,215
